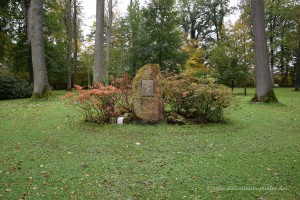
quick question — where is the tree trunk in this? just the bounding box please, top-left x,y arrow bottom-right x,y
243,35 -> 247,96
87,67 -> 91,86
27,45 -> 34,84
268,3 -> 275,86
190,18 -> 196,39
295,39 -> 300,91
93,0 -> 105,84
270,36 -> 275,86
73,0 -> 78,85
29,0 -> 52,98
21,0 -> 30,41
212,5 -> 220,41
129,0 -> 139,76
105,0 -> 113,85
250,0 -> 277,102
21,0 -> 34,84
295,8 -> 300,91
66,0 -> 72,90
280,45 -> 288,86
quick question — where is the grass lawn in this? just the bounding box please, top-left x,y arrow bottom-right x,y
0,88 -> 299,199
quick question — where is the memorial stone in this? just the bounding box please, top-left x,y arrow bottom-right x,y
132,64 -> 164,123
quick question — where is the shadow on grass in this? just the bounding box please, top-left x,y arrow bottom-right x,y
248,101 -> 287,108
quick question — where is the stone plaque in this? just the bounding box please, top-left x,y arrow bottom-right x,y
142,80 -> 154,96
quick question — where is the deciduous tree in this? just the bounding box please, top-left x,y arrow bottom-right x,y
141,0 -> 183,70
73,0 -> 78,85
178,0 -> 230,43
105,0 -> 113,85
250,0 -> 277,102
93,0 -> 105,84
295,4 -> 300,91
29,0 -> 52,98
295,40 -> 300,91
66,0 -> 72,90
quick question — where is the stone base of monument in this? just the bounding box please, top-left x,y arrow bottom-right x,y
123,113 -> 134,123
132,64 -> 164,124
165,112 -> 186,125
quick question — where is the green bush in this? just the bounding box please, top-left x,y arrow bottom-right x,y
162,73 -> 236,123
0,74 -> 33,100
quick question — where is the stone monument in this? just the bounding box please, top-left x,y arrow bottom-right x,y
132,64 -> 164,123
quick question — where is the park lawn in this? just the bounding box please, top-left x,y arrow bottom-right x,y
0,88 -> 299,199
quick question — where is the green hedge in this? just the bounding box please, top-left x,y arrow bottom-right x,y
0,75 -> 33,100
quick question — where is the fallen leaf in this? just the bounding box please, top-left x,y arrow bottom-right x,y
81,163 -> 88,168
9,167 -> 15,172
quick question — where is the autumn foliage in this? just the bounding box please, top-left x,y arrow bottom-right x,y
63,73 -> 132,123
64,71 -> 235,124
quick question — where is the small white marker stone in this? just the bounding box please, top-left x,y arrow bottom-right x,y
117,117 -> 124,125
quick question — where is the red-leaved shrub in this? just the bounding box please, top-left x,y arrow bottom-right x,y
63,74 -> 133,124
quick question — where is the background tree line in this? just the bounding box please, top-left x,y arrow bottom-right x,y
0,0 -> 299,97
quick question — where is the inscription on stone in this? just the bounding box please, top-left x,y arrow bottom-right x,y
142,80 -> 154,96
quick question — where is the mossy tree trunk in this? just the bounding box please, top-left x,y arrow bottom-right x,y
29,0 -> 52,99
250,0 -> 277,102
